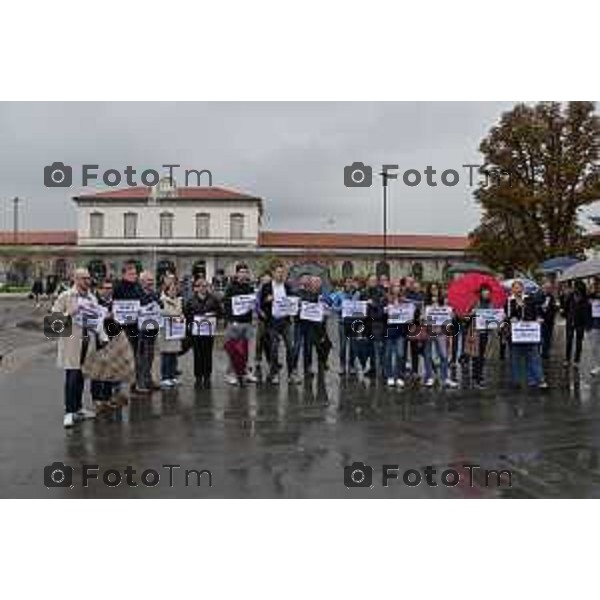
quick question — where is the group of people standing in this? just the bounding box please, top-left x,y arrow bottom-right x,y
50,260 -> 600,429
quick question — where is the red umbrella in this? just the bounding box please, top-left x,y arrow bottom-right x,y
447,273 -> 506,318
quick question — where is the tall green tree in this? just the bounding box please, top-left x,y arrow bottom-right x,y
470,101 -> 600,273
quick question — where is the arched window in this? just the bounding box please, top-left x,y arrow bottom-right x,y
341,260 -> 354,279
160,212 -> 174,239
411,262 -> 424,280
123,212 -> 138,238
89,212 -> 104,238
196,213 -> 210,239
230,213 -> 244,240
376,260 -> 390,278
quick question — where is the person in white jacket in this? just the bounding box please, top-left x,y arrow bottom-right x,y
50,267 -> 107,428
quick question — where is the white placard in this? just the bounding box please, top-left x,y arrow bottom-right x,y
511,321 -> 541,344
475,308 -> 506,331
164,316 -> 187,340
75,299 -> 106,330
386,302 -> 415,324
592,300 -> 600,319
425,306 -> 453,326
113,299 -> 140,325
138,302 -> 162,330
192,315 -> 217,337
341,299 -> 368,319
300,301 -> 324,322
232,294 -> 256,316
273,296 -> 300,318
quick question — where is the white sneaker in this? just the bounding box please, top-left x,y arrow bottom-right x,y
424,378 -> 435,388
386,377 -> 395,387
444,379 -> 459,389
63,413 -> 75,428
244,372 -> 258,384
396,378 -> 405,388
225,374 -> 238,386
591,367 -> 600,377
76,408 -> 96,420
160,379 -> 174,389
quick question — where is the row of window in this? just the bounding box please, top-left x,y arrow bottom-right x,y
89,212 -> 245,240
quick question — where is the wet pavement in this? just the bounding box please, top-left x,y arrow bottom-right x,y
1,299 -> 600,498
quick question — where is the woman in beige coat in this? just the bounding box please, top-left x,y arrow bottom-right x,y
159,282 -> 183,388
51,267 -> 107,428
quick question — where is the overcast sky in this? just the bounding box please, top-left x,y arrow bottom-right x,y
0,101 -> 529,235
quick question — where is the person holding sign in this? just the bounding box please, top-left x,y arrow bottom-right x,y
358,274 -> 386,378
506,280 -> 546,388
133,271 -> 161,394
185,277 -> 222,387
464,284 -> 496,388
422,283 -> 458,388
259,262 -> 301,384
562,280 -> 592,368
589,279 -> 600,376
332,277 -> 361,376
223,263 -> 257,385
295,276 -> 329,375
51,268 -> 103,428
159,281 -> 183,388
383,283 -> 410,387
113,261 -> 144,355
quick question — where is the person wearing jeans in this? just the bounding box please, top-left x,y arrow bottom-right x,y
422,283 -> 458,389
332,277 -> 360,376
506,280 -> 546,388
383,283 -> 408,387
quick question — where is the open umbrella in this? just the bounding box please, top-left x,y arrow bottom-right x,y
447,273 -> 507,317
501,278 -> 540,295
539,256 -> 581,274
558,257 -> 600,282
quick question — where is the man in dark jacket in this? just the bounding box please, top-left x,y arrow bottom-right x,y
562,279 -> 592,367
359,274 -> 386,378
539,280 -> 558,360
112,261 -> 143,352
222,263 -> 257,385
259,262 -> 300,384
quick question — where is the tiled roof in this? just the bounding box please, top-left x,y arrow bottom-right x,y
259,231 -> 470,251
74,186 -> 260,201
0,231 -> 77,245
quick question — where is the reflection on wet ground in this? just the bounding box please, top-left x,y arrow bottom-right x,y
1,336 -> 599,497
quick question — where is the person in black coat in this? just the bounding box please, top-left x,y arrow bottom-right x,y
538,280 -> 559,360
359,274 -> 386,378
184,277 -> 222,387
562,279 -> 592,367
258,262 -> 300,384
112,261 -> 144,353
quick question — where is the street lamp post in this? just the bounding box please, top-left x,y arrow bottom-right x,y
12,197 -> 21,244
